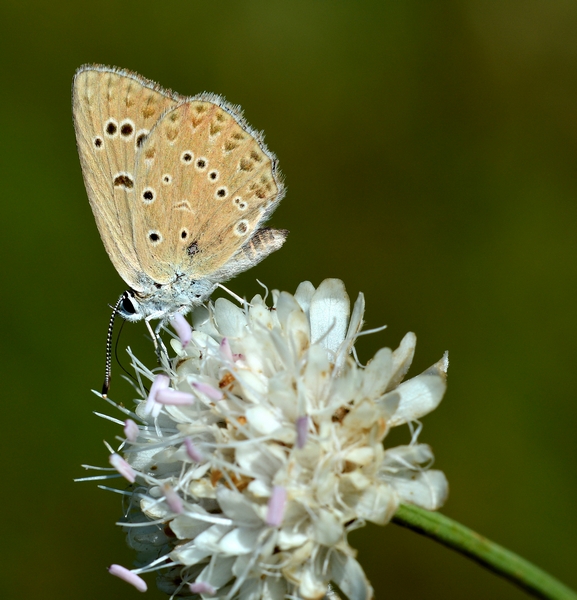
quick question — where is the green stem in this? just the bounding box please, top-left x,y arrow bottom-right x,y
392,504 -> 577,600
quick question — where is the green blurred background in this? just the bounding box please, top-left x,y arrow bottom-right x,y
2,1 -> 576,598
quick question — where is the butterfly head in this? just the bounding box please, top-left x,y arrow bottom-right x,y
117,278 -> 218,322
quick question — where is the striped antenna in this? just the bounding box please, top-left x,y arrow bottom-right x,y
102,294 -> 124,397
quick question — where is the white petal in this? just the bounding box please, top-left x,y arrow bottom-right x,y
124,446 -> 159,472
235,443 -> 284,482
191,330 -> 220,353
345,291 -> 365,343
219,526 -> 261,555
376,390 -> 401,420
311,509 -> 342,546
216,486 -> 261,525
189,478 -> 217,498
191,305 -> 219,337
315,470 -> 339,506
197,555 -> 236,589
285,307 -> 311,359
268,373 -> 298,420
387,331 -> 416,390
294,281 -> 316,316
262,576 -> 287,600
344,446 -> 374,466
342,398 -> 378,431
355,483 -> 398,525
310,279 -> 350,354
268,326 -> 296,369
214,297 -> 247,337
330,553 -> 373,600
248,296 -> 276,330
392,469 -> 449,510
246,405 -> 282,435
247,479 -> 271,498
170,541 -> 212,565
193,523 -> 233,552
302,344 -> 332,406
329,360 -> 361,408
337,291 -> 365,363
340,470 -> 371,491
387,365 -> 447,426
239,333 -> 280,377
232,370 -> 268,404
278,529 -> 308,549
383,443 -> 434,470
361,347 -> 393,399
275,291 -> 302,331
170,514 -> 212,540
236,576 -> 262,600
299,564 -> 329,600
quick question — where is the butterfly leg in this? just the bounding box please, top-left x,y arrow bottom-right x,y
144,318 -> 170,369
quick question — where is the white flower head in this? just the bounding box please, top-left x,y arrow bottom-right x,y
99,279 -> 448,599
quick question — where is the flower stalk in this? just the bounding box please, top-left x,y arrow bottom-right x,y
393,504 -> 577,600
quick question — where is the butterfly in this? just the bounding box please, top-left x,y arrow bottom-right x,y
72,64 -> 287,325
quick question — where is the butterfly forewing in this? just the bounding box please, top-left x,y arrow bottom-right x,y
72,65 -> 180,290
132,99 -> 283,282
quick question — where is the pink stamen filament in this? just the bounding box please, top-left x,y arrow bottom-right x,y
162,484 -> 183,513
108,564 -> 147,592
144,374 -> 170,415
192,381 -> 223,401
189,582 -> 216,595
123,418 -> 139,442
171,313 -> 192,347
109,453 -> 136,483
184,437 -> 204,462
266,485 -> 287,527
296,415 -> 309,449
156,388 -> 195,405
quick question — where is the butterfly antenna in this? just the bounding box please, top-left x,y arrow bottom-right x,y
102,294 -> 124,397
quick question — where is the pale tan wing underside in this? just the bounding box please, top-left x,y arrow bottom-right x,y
72,65 -> 180,290
132,101 -> 283,283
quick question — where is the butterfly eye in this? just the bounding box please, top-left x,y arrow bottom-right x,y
215,187 -> 228,199
195,157 -> 207,170
181,230 -> 188,239
208,170 -> 219,181
120,293 -> 137,315
162,174 -> 172,185
93,136 -> 104,149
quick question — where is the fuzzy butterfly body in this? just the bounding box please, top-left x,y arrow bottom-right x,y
73,64 -> 287,322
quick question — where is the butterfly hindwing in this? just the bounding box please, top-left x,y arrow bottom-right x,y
131,99 -> 285,283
